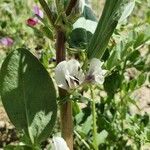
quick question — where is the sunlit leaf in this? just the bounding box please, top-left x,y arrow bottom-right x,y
87,0 -> 134,59
73,17 -> 97,34
119,0 -> 135,23
0,48 -> 57,145
97,130 -> 108,145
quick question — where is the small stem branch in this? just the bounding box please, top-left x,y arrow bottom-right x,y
90,86 -> 98,150
39,0 -> 55,27
56,29 -> 66,62
56,29 -> 73,150
74,130 -> 91,150
66,0 -> 78,16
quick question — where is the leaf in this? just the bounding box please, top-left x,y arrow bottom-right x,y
104,71 -> 122,98
80,0 -> 97,21
133,33 -> 145,49
127,50 -> 140,62
87,0 -> 133,59
81,115 -> 92,134
69,17 -> 97,49
0,48 -> 57,145
68,28 -> 92,49
134,59 -> 145,71
129,79 -> 137,91
141,113 -> 149,127
41,26 -> 53,40
97,130 -> 108,145
147,130 -> 150,141
83,5 -> 97,21
137,74 -> 146,86
73,17 -> 97,34
106,51 -> 118,70
72,101 -> 81,116
119,0 -> 135,23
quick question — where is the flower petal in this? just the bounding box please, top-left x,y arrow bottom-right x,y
0,37 -> 13,46
27,18 -> 38,27
33,5 -> 44,18
52,137 -> 70,150
55,61 -> 69,90
55,59 -> 85,90
86,58 -> 106,84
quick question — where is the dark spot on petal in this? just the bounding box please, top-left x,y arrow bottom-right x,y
78,67 -> 80,71
73,76 -> 80,85
65,79 -> 69,87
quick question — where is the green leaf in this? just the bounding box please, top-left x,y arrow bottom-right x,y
104,71 -> 122,98
81,115 -> 92,134
134,59 -> 145,71
133,33 -> 145,49
72,101 -> 81,116
119,0 -> 135,23
137,74 -> 146,86
147,130 -> 150,141
97,130 -> 108,145
127,50 -> 140,62
87,0 -> 132,59
41,26 -> 53,40
68,28 -> 92,49
83,5 -> 97,21
106,44 -> 122,70
0,48 -> 57,145
129,79 -> 137,91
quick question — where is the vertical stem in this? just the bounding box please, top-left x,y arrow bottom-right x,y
56,28 -> 73,150
90,87 -> 98,150
60,99 -> 73,150
66,0 -> 78,16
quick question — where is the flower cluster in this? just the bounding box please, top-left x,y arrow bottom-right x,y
27,5 -> 43,27
55,58 -> 106,91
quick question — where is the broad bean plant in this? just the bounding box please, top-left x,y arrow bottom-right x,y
0,0 -> 150,150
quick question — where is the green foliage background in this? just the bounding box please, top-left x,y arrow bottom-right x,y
0,0 -> 150,149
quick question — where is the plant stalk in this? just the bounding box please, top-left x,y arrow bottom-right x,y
90,87 -> 98,150
56,28 -> 73,150
39,0 -> 55,27
66,0 -> 78,16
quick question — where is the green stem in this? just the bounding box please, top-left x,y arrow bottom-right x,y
39,0 -> 55,27
74,130 -> 91,150
90,86 -> 98,150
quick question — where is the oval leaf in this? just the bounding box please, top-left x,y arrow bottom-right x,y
119,1 -> 135,23
0,48 -> 57,144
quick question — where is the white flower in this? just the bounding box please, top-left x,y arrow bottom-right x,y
55,59 -> 85,91
85,58 -> 107,84
51,137 -> 70,150
55,58 -> 106,90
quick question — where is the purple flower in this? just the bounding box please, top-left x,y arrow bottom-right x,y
33,5 -> 43,18
0,37 -> 14,46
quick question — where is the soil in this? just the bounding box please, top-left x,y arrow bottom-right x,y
0,106 -> 19,148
